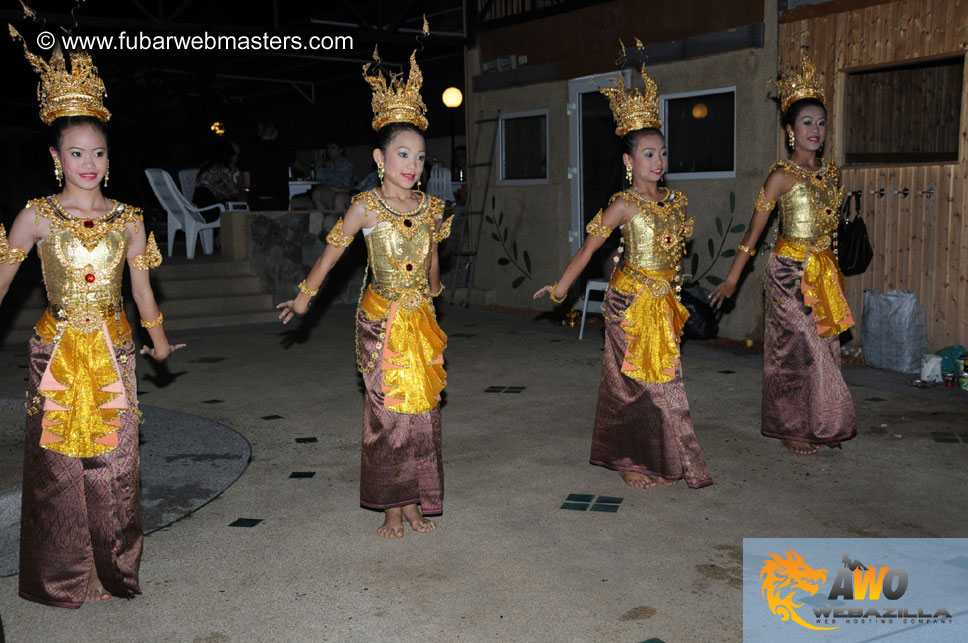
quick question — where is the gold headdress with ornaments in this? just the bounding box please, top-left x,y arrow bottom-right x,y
599,38 -> 661,137
9,25 -> 111,124
774,52 -> 825,113
362,17 -> 431,132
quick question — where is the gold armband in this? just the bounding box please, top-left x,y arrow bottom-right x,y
325,218 -> 354,248
433,215 -> 454,243
549,283 -> 566,303
298,280 -> 319,297
585,210 -> 613,239
754,187 -> 776,213
0,224 -> 28,264
431,284 -> 445,297
131,232 -> 163,270
141,312 -> 164,329
737,244 -> 756,257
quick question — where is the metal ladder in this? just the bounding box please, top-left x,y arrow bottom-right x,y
450,109 -> 500,306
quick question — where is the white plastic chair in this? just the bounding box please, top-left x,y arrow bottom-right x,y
426,166 -> 454,202
145,168 -> 223,259
177,168 -> 200,203
578,279 -> 610,340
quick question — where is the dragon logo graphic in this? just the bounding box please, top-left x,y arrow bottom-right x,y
760,548 -> 838,631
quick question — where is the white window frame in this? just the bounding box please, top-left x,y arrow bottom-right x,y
661,86 -> 737,180
498,108 -> 550,186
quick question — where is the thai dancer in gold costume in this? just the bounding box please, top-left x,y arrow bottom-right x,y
710,54 -> 855,454
534,43 -> 712,489
1,30 -> 183,607
277,37 -> 452,538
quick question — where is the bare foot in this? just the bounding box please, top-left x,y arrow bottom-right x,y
377,507 -> 405,539
620,470 -> 657,488
86,570 -> 111,601
653,475 -> 677,487
401,504 -> 436,534
782,439 -> 820,455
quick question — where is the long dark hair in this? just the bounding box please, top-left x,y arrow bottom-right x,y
375,121 -> 425,153
622,127 -> 664,155
49,115 -> 109,150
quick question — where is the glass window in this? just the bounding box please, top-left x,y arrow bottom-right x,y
499,110 -> 549,184
662,88 -> 736,179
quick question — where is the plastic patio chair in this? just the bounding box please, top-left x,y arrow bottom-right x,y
177,168 -> 200,203
145,168 -> 223,259
579,279 -> 610,340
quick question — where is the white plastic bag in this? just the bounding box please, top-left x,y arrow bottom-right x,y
862,289 -> 928,373
920,354 -> 943,382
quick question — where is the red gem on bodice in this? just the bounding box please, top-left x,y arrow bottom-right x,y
83,219 -> 95,229
825,208 -> 833,214
404,219 -> 413,227
664,236 -> 673,244
406,264 -> 413,271
85,273 -> 95,283
656,201 -> 665,207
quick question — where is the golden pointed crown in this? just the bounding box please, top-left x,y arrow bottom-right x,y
599,39 -> 661,136
10,25 -> 110,125
774,53 -> 825,113
363,46 -> 428,131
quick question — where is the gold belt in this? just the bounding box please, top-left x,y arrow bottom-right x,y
613,262 -> 679,298
777,233 -> 832,253
48,301 -> 122,333
370,285 -> 431,312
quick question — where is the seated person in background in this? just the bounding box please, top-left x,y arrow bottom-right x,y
194,141 -> 242,221
312,138 -> 355,211
356,162 -> 381,192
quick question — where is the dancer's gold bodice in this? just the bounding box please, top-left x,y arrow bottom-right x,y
28,196 -> 143,330
613,188 -> 693,271
343,189 -> 449,301
774,160 -> 843,240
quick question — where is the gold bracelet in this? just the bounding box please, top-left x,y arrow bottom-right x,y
298,279 -> 319,297
737,244 -> 756,257
431,284 -> 445,297
549,283 -> 566,303
141,312 -> 164,329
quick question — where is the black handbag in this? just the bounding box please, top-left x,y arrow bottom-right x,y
680,282 -> 719,340
837,191 -> 873,276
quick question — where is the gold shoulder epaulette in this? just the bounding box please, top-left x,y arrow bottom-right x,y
131,231 -> 162,270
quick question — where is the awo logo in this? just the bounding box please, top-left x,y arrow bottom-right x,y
759,548 -> 953,631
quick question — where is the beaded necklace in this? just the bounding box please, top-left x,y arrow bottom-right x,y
45,195 -> 127,251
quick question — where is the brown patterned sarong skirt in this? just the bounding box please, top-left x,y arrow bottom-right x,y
590,286 -> 712,488
356,304 -> 444,514
762,253 -> 856,445
19,334 -> 143,608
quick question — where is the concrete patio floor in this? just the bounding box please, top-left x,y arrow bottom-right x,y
1,303 -> 966,642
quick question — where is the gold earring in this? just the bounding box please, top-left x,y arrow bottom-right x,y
788,130 -> 795,149
625,164 -> 633,183
104,162 -> 109,188
377,161 -> 385,182
417,178 -> 421,190
54,158 -> 63,187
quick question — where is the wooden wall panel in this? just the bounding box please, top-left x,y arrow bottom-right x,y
780,0 -> 968,350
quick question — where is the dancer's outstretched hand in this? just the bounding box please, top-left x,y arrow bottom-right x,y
140,343 -> 186,362
277,298 -> 309,324
708,279 -> 737,309
533,285 -> 555,300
